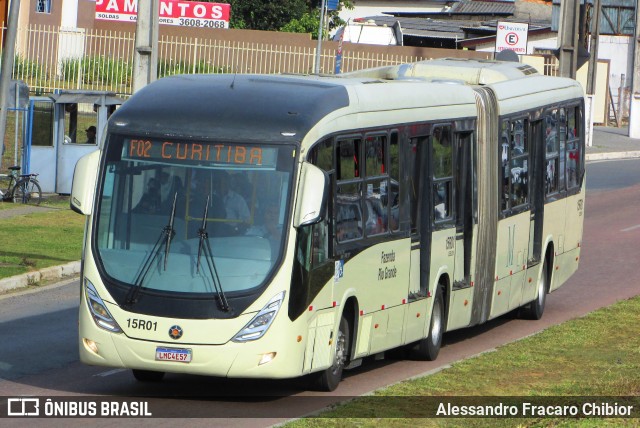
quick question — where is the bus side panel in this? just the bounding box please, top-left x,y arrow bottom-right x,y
543,198 -> 567,290
447,287 -> 474,331
491,211 -> 530,318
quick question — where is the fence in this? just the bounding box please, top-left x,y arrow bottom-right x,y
2,24 -> 490,97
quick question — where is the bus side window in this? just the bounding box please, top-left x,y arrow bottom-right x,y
566,106 -> 582,189
432,125 -> 453,222
545,110 -> 559,196
337,138 -> 361,180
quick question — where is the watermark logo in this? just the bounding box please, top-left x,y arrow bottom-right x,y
7,398 -> 39,416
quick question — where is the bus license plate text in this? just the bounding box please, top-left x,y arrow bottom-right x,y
156,347 -> 192,363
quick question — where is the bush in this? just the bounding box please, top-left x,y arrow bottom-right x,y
13,55 -> 45,80
61,56 -> 132,85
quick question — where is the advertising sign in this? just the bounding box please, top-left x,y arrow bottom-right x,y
495,21 -> 529,54
95,0 -> 231,29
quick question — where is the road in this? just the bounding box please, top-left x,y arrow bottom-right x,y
1,158 -> 639,426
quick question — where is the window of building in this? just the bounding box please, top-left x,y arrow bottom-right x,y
36,0 -> 52,13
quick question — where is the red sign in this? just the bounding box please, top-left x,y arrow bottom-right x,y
95,0 -> 231,29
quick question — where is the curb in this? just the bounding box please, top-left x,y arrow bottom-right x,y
0,261 -> 81,293
585,151 -> 640,161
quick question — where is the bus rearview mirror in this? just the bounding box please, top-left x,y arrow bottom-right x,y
294,162 -> 327,228
70,151 -> 100,216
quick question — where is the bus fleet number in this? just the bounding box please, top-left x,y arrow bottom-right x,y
127,318 -> 158,331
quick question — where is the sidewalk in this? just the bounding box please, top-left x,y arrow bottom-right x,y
1,126 -> 639,294
587,126 -> 640,161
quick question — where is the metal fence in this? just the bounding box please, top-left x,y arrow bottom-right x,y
2,24 -> 430,97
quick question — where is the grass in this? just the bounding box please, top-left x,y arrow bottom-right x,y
0,196 -> 84,279
285,296 -> 640,427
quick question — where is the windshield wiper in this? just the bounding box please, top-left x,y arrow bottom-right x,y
126,192 -> 178,307
196,196 -> 230,312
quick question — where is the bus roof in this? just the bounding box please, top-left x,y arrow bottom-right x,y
109,74 -> 351,142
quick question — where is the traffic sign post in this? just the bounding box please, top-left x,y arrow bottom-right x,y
495,22 -> 529,55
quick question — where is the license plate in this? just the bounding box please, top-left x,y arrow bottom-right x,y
155,347 -> 192,363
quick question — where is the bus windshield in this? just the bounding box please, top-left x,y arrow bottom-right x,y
95,135 -> 296,297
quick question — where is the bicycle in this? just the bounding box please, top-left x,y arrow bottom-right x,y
0,165 -> 43,205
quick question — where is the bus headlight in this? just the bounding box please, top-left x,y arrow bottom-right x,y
232,291 -> 285,342
84,279 -> 122,333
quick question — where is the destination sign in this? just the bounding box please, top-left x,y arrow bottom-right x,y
122,139 -> 277,168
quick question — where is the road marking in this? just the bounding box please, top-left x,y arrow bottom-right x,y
94,368 -> 127,377
621,224 -> 640,232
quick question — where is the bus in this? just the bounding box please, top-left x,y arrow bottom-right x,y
71,58 -> 585,391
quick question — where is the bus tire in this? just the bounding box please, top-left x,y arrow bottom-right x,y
313,314 -> 350,392
132,369 -> 165,382
410,285 -> 444,361
522,261 -> 548,320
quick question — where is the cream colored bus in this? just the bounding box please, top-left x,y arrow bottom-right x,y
71,58 -> 585,391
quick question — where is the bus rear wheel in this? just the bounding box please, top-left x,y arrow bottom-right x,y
132,369 -> 165,382
522,262 -> 548,320
313,314 -> 350,392
410,285 -> 444,361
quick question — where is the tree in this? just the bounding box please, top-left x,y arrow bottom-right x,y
224,0 -> 310,31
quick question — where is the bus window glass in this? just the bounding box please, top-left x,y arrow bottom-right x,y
337,138 -> 361,180
336,182 -> 363,242
546,110 -> 558,155
511,119 -> 526,156
364,179 -> 389,236
510,157 -> 528,207
311,138 -> 333,172
510,119 -> 529,208
501,121 -> 510,211
365,135 -> 386,177
566,106 -> 581,189
433,126 -> 453,178
95,136 -> 296,295
545,110 -> 560,196
389,131 -> 400,232
409,136 -> 427,234
558,108 -> 566,191
433,125 -> 453,222
434,181 -> 451,220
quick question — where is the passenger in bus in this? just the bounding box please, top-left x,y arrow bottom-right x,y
213,171 -> 250,233
159,171 -> 184,209
134,178 -> 161,213
246,203 -> 282,259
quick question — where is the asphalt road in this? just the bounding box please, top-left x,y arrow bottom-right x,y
1,158 -> 639,427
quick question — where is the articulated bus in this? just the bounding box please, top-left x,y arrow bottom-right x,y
71,58 -> 585,391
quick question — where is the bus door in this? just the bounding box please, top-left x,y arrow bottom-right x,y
403,130 -> 431,345
453,131 -> 475,287
448,131 -> 476,330
528,120 -> 545,266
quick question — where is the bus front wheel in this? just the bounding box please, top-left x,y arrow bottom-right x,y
313,314 -> 350,392
410,285 -> 444,361
132,369 -> 165,382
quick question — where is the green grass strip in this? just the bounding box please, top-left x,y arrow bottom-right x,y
286,296 -> 640,427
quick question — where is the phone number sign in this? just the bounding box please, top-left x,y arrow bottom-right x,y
495,21 -> 529,54
95,0 -> 230,29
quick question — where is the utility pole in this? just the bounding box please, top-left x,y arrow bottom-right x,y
132,0 -> 159,94
629,0 -> 640,138
314,0 -> 327,74
586,0 -> 601,95
585,0 -> 602,147
0,0 -> 20,167
557,0 -> 581,79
